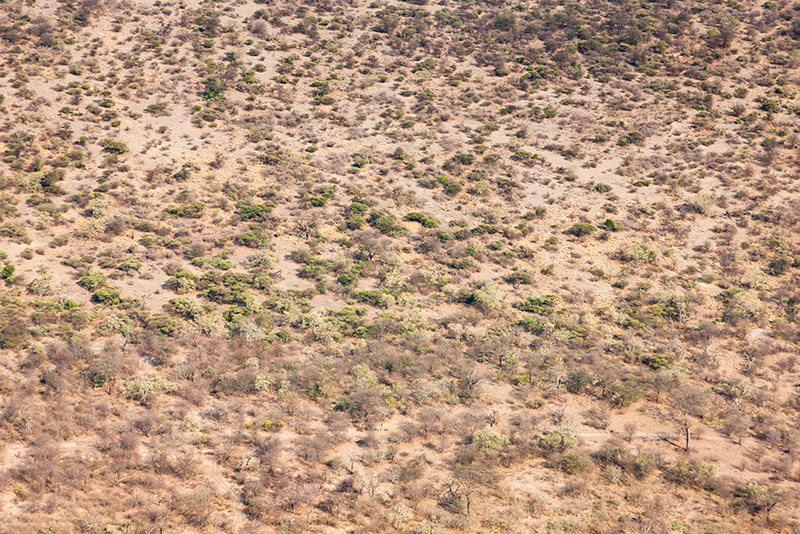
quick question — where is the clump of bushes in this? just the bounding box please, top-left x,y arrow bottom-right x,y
517,295 -> 558,314
566,223 -> 597,237
368,210 -> 406,237
618,241 -> 658,264
100,139 -> 128,154
163,202 -> 205,218
236,200 -> 271,222
93,287 -> 121,305
404,212 -> 436,227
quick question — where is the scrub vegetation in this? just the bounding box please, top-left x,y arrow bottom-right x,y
0,0 -> 800,533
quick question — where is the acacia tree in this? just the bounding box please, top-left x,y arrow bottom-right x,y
452,465 -> 488,519
743,482 -> 786,522
481,325 -> 521,371
647,369 -> 679,403
659,386 -> 707,452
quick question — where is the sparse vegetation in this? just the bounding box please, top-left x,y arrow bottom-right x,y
0,1 -> 798,533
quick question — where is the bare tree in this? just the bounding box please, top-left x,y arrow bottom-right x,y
659,386 -> 707,452
453,366 -> 489,401
355,470 -> 383,504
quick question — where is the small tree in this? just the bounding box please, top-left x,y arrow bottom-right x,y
472,281 -> 502,314
472,426 -> 510,452
659,386 -> 707,452
538,424 -> 578,453
743,482 -> 784,521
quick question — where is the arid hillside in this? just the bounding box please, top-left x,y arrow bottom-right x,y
1,0 -> 800,533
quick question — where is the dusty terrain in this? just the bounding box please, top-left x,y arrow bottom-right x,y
0,0 -> 800,532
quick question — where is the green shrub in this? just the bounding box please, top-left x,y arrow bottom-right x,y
594,183 -> 612,193
101,140 -> 128,154
202,76 -> 223,99
145,102 -> 170,116
767,256 -> 793,276
223,306 -> 249,324
93,287 -> 121,305
539,425 -> 578,452
1,265 -> 14,279
444,181 -> 463,196
452,153 -> 475,165
165,268 -> 198,294
404,212 -> 436,227
235,229 -> 268,248
236,201 -> 270,222
0,297 -> 27,348
517,295 -> 558,314
613,376 -> 643,407
472,426 -> 510,452
642,353 -> 671,369
349,201 -> 369,215
506,270 -> 533,285
352,289 -> 394,308
565,223 -> 597,237
148,313 -> 179,336
169,298 -> 203,319
368,210 -> 406,237
118,257 -> 142,271
163,202 -> 205,218
213,259 -> 233,270
299,258 -> 333,279
519,316 -> 545,334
